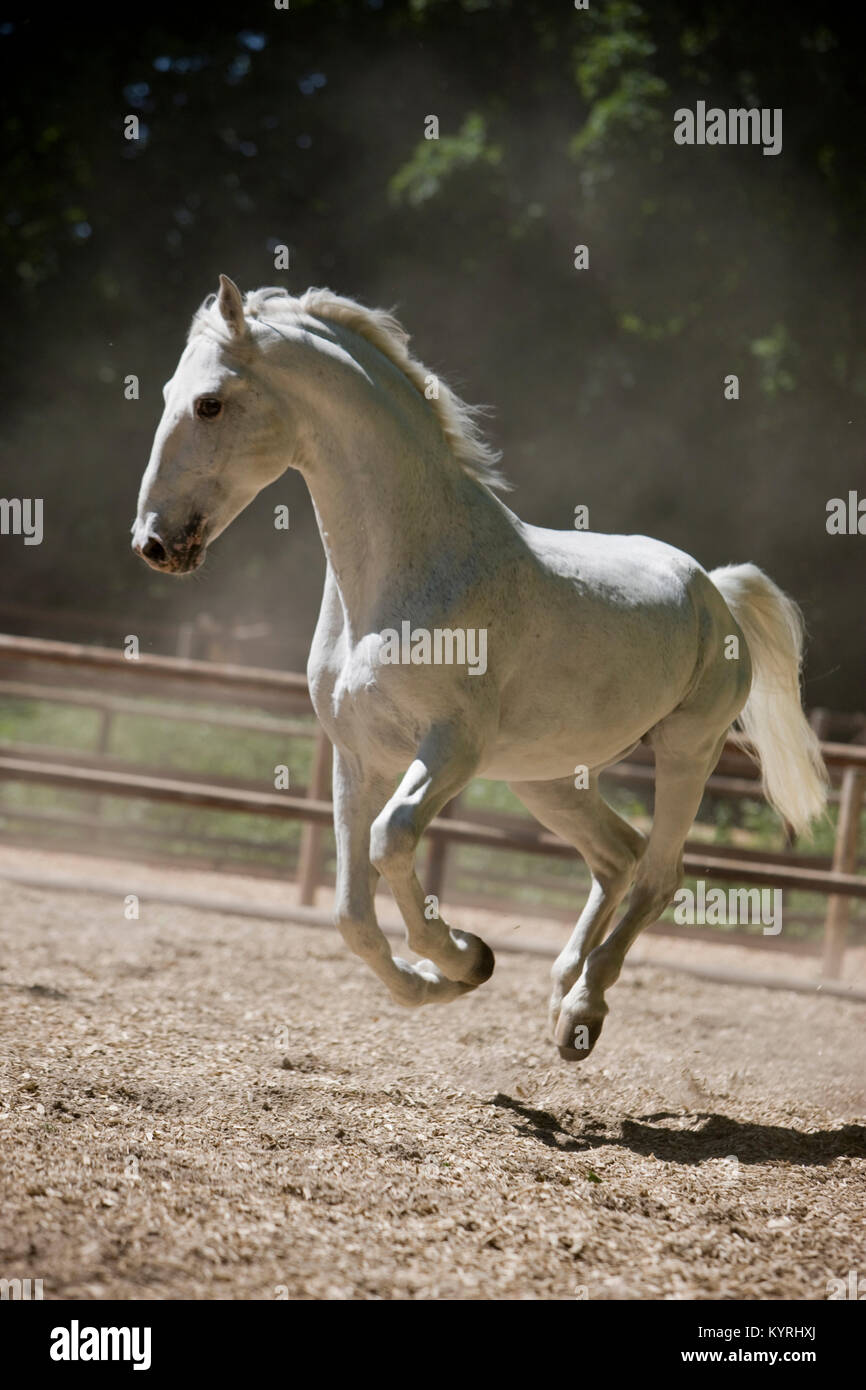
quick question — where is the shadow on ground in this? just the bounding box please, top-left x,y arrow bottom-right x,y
490,1093 -> 866,1166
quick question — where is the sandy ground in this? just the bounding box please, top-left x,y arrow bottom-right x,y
0,845 -> 864,1301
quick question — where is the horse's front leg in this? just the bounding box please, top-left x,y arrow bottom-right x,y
331,745 -> 478,1006
368,728 -> 495,989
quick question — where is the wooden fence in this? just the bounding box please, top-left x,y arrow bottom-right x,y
0,633 -> 863,979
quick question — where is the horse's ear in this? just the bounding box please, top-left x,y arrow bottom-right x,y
217,274 -> 247,338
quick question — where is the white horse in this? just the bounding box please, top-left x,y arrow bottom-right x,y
133,276 -> 828,1060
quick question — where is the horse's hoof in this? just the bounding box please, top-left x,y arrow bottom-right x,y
463,938 -> 495,987
555,1015 -> 605,1061
447,931 -> 495,987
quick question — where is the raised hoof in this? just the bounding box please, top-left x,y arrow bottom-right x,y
462,938 -> 495,987
555,1016 -> 605,1062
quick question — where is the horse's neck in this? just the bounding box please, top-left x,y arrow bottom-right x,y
305,435 -> 466,637
291,337 -> 485,638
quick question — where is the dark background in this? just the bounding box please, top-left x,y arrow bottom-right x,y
1,0 -> 863,705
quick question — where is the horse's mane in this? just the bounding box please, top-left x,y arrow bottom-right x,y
189,285 -> 510,492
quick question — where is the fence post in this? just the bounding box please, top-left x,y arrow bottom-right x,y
425,795 -> 454,906
822,767 -> 864,979
88,706 -> 115,823
297,728 -> 332,905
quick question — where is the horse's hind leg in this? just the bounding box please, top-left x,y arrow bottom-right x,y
369,726 -> 495,989
509,775 -> 646,1033
554,724 -> 729,1060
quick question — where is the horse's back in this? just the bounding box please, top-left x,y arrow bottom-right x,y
519,525 -> 705,604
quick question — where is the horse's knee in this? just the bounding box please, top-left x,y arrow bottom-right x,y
369,803 -> 417,877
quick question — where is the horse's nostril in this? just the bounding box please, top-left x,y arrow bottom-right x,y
142,536 -> 167,565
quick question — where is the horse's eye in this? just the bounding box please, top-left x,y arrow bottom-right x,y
196,397 -> 222,420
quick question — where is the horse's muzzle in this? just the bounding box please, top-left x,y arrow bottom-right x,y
132,514 -> 206,574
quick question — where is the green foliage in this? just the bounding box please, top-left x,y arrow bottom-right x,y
618,310 -> 687,341
389,112 -> 501,207
575,4 -> 659,102
750,323 -> 796,396
571,69 -> 669,158
571,2 -> 668,156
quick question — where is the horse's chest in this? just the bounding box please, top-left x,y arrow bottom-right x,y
310,657 -> 422,767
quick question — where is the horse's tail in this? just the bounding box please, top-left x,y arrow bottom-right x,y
709,562 -> 828,837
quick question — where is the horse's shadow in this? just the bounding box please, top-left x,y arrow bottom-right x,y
489,1093 -> 866,1166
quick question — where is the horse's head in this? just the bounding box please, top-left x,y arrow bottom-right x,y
132,275 -> 293,574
